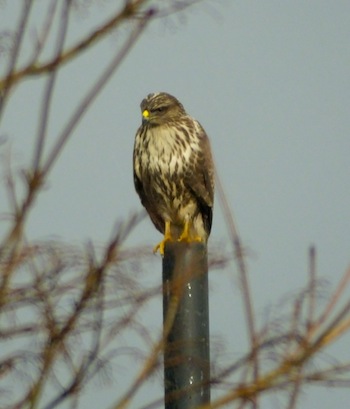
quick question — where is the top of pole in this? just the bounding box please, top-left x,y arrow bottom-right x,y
162,241 -> 211,409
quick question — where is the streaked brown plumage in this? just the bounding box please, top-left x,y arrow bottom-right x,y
133,92 -> 214,255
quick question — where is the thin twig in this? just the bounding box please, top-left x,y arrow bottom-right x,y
0,0 -> 34,119
314,266 -> 350,330
30,0 -> 59,63
0,0 -> 148,92
32,0 -> 71,170
41,8 -> 153,176
306,245 -> 317,330
111,277 -> 180,409
215,167 -> 259,407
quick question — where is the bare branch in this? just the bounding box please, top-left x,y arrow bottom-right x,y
32,0 -> 72,171
215,166 -> 259,408
0,0 -> 34,119
0,0 -> 148,93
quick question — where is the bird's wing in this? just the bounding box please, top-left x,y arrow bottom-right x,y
184,124 -> 214,234
133,165 -> 165,234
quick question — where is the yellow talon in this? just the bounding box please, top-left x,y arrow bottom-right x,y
153,221 -> 172,255
153,241 -> 166,256
154,220 -> 204,255
178,220 -> 202,243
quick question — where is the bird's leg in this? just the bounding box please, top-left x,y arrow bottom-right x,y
153,221 -> 172,256
178,219 -> 202,243
178,219 -> 190,242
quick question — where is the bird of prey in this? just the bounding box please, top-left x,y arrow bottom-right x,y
133,92 -> 214,255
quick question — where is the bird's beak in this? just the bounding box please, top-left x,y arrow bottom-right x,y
142,109 -> 150,123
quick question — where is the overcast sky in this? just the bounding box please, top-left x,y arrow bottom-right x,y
1,1 -> 350,408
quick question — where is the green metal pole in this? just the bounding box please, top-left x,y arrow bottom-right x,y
162,241 -> 210,409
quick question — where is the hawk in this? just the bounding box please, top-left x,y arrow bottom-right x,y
133,92 -> 214,255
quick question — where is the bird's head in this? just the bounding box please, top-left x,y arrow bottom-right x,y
140,92 -> 186,126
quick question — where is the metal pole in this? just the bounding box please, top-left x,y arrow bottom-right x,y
162,241 -> 210,409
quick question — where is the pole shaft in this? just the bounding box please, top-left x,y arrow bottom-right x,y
163,242 -> 210,409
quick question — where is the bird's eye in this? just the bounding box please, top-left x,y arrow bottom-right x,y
152,107 -> 166,113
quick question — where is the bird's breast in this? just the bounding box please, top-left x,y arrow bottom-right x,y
141,126 -> 194,175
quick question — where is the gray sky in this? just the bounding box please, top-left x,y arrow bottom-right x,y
1,1 -> 350,408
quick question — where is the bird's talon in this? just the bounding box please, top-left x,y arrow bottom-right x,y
154,221 -> 172,255
178,219 -> 203,243
178,235 -> 202,243
153,237 -> 172,256
153,241 -> 164,255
